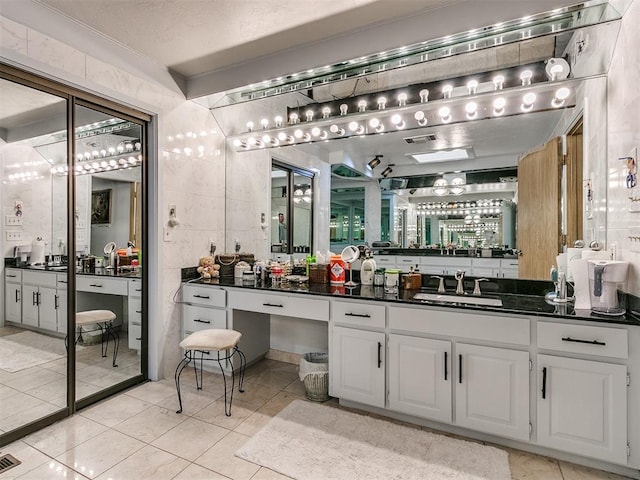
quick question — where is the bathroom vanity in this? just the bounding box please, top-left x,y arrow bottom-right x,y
179,276 -> 640,477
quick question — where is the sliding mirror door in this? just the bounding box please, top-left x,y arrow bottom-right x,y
73,103 -> 144,404
0,77 -> 69,435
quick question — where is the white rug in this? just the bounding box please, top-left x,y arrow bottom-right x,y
236,400 -> 511,480
0,331 -> 66,372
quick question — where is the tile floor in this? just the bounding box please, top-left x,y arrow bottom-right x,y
0,359 -> 633,480
0,326 -> 142,434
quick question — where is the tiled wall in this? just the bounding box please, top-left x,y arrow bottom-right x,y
606,0 -> 640,294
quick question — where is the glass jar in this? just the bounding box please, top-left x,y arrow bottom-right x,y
374,268 -> 386,286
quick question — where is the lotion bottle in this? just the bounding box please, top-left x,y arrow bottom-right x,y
360,257 -> 376,285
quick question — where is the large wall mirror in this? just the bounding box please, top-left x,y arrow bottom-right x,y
214,4 -> 619,280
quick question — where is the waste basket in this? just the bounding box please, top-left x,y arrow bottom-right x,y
299,352 -> 329,401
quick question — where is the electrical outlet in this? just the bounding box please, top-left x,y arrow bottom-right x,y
5,215 -> 23,226
6,231 -> 23,242
164,227 -> 173,242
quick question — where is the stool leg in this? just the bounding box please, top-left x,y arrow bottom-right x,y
193,350 -> 205,390
105,322 -> 119,367
174,351 -> 192,414
218,351 -> 232,416
236,347 -> 246,394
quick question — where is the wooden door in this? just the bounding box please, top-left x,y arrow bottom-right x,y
566,123 -> 584,246
517,138 -> 562,279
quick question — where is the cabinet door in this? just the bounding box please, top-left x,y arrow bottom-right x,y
537,354 -> 627,464
56,290 -> 67,334
456,343 -> 530,441
22,285 -> 40,327
389,334 -> 451,423
38,286 -> 58,331
128,297 -> 142,351
331,326 -> 385,408
5,282 -> 22,323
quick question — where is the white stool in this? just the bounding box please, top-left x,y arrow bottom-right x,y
72,310 -> 119,367
174,329 -> 246,416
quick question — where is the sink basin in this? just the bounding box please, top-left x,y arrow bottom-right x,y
412,293 -> 503,307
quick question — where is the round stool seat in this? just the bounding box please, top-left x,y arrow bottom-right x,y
76,310 -> 116,326
180,329 -> 242,351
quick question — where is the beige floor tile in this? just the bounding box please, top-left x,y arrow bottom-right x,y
233,408 -> 273,437
243,369 -> 298,390
231,381 -> 280,410
282,378 -> 306,396
95,445 -> 190,480
15,459 -> 90,479
114,404 -> 186,443
0,399 -> 61,432
171,462 -> 229,479
152,417 -> 229,461
80,392 -> 152,428
508,448 -> 563,480
252,467 -> 295,480
125,380 -> 177,405
194,431 -> 260,480
259,391 -> 305,415
3,368 -> 65,392
0,383 -> 21,400
194,397 -> 256,430
55,429 -> 145,479
558,461 -> 633,479
23,415 -> 108,457
0,440 -> 52,479
159,383 -> 221,416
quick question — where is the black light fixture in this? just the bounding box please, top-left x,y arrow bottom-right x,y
368,155 -> 383,169
381,166 -> 393,178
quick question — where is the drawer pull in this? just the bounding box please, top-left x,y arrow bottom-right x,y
458,354 -> 463,384
561,336 -> 606,346
136,337 -> 142,341
59,280 -> 68,284
377,342 -> 382,368
7,274 -> 17,278
55,295 -> 59,309
263,303 -> 284,308
135,288 -> 142,292
132,322 -> 142,326
345,312 -> 371,318
89,284 -> 103,288
193,294 -> 210,299
16,289 -> 20,303
194,319 -> 211,324
136,310 -> 142,314
444,351 -> 448,381
542,367 -> 547,399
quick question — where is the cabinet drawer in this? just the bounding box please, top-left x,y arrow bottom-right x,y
183,284 -> 226,308
129,298 -> 142,322
128,279 -> 142,297
389,305 -> 530,345
77,276 -> 128,295
421,257 -> 473,267
183,305 -> 227,332
23,270 -> 57,287
129,323 -> 142,350
333,300 -> 386,328
228,289 -> 329,322
57,273 -> 69,289
537,322 -> 628,359
5,269 -> 22,282
374,256 -> 395,266
500,259 -> 519,269
473,258 -> 501,268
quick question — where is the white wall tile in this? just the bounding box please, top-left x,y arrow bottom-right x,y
27,30 -> 85,78
0,15 -> 27,54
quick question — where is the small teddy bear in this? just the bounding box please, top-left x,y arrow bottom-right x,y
197,255 -> 220,279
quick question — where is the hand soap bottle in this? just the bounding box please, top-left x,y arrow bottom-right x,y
360,257 -> 376,285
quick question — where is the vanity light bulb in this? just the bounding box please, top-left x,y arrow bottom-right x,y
294,129 -> 304,139
391,114 -> 402,125
465,102 -> 478,115
289,113 -> 299,124
92,150 -> 100,158
233,138 -> 243,147
247,136 -> 257,145
442,84 -> 453,99
262,134 -> 271,144
369,118 -> 380,128
555,87 -> 570,100
303,133 -> 312,142
305,109 -> 314,121
397,92 -> 408,106
100,161 -> 108,168
311,127 -> 321,137
357,100 -> 367,112
76,154 -> 84,162
419,89 -> 429,102
520,70 -> 533,86
522,92 -> 536,110
493,97 -> 506,110
109,159 -> 118,167
438,106 -> 451,122
100,149 -> 107,157
92,162 -> 100,169
339,104 -> 348,115
277,132 -> 288,141
466,80 -> 478,95
414,111 -> 427,126
274,116 -> 284,127
260,118 -> 269,129
330,124 -> 345,135
377,96 -> 387,109
493,75 -> 505,90
246,121 -> 254,131
321,106 -> 331,118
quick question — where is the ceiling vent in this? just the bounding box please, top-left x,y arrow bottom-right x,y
403,134 -> 437,144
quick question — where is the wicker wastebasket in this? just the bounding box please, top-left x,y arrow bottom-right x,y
299,352 -> 329,401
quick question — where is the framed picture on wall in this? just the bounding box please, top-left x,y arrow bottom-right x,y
91,189 -> 112,224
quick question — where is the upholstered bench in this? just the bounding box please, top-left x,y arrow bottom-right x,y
73,310 -> 119,367
174,328 -> 246,416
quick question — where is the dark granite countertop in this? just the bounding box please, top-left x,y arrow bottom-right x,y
372,247 -> 518,259
182,273 -> 640,327
5,264 -> 141,279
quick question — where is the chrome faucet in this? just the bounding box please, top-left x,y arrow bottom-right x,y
473,278 -> 489,295
455,270 -> 466,295
430,276 -> 446,293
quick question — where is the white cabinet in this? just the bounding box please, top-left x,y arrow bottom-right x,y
21,271 -> 58,331
56,274 -> 67,334
420,256 -> 473,276
5,269 -> 22,324
388,334 -> 451,423
455,343 -> 530,441
128,279 -> 142,351
331,325 -> 385,408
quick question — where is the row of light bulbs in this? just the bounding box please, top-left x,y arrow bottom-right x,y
444,221 -> 500,232
51,155 -> 142,176
419,208 -> 501,216
293,187 -> 312,203
233,86 -> 571,150
417,199 -> 504,209
74,142 -> 141,162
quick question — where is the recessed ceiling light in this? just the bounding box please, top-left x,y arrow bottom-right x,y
409,148 -> 474,164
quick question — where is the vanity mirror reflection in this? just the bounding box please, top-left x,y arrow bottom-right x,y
218,5 -> 619,280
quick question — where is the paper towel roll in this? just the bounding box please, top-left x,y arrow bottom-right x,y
581,250 -> 610,261
30,238 -> 45,265
569,258 -> 591,310
566,248 -> 584,263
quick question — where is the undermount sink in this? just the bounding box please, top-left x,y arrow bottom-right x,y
412,293 -> 503,307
